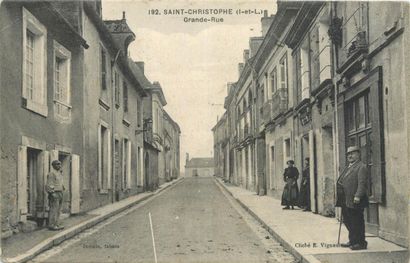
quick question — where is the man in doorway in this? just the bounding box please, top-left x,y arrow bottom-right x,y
336,146 -> 369,250
46,160 -> 65,231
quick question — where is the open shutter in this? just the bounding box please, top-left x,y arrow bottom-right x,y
17,146 -> 28,222
127,142 -> 131,189
107,129 -> 111,189
337,97 -> 346,173
97,125 -> 102,190
71,154 -> 80,214
275,137 -> 283,190
369,72 -> 385,203
39,150 -> 49,217
121,139 -> 125,190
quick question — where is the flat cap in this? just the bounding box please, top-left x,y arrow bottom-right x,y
347,146 -> 360,154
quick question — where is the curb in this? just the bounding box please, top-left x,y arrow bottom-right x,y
214,178 -> 320,263
3,177 -> 184,263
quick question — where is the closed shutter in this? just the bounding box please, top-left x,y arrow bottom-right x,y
17,146 -> 28,222
71,154 -> 80,214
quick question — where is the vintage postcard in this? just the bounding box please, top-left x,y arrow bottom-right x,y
0,0 -> 409,262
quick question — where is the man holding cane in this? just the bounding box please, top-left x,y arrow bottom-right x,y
336,146 -> 369,250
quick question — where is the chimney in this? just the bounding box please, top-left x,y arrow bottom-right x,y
243,49 -> 250,64
249,37 -> 264,58
238,63 -> 244,77
136,61 -> 145,74
261,10 -> 275,37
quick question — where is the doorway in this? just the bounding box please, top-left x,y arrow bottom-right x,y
27,148 -> 40,220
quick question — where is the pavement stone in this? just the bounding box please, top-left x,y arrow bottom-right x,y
215,178 -> 409,263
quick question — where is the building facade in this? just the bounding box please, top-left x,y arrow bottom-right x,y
213,0 -> 410,248
0,0 -> 180,238
185,156 -> 214,177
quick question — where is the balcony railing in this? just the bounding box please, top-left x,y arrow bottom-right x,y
271,88 -> 288,119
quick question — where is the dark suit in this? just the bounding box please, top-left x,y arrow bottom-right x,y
336,161 -> 369,246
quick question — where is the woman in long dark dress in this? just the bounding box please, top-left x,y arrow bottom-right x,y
298,158 -> 311,211
281,160 -> 299,210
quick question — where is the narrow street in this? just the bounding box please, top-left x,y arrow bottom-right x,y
30,178 -> 296,263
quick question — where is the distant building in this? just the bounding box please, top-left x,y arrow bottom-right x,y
185,155 -> 214,177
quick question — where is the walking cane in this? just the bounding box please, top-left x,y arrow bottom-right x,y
337,212 -> 343,244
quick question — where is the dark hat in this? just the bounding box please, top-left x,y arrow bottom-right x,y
347,146 -> 360,154
51,160 -> 61,166
286,160 -> 294,165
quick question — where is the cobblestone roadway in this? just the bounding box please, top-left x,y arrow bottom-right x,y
31,177 -> 296,263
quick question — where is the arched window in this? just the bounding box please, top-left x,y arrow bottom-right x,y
248,90 -> 253,105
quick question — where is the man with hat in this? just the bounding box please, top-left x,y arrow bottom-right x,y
336,146 -> 369,250
46,160 -> 65,230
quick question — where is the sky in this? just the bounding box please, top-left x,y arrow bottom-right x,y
102,0 -> 276,171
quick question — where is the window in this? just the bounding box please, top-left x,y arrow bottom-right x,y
114,71 -> 120,108
123,80 -> 128,112
279,54 -> 288,90
22,8 -> 47,116
270,68 -> 277,95
98,123 -> 111,191
122,138 -> 131,189
53,41 -> 71,120
100,46 -> 107,90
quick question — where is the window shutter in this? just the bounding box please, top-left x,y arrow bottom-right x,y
97,125 -> 102,190
17,146 -> 28,222
122,139 -> 125,190
275,137 -> 283,190
369,75 -> 385,203
40,150 -> 49,216
337,100 -> 346,173
107,129 -> 112,189
71,154 -> 80,214
127,142 -> 131,189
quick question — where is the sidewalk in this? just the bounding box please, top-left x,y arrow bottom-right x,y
216,178 -> 409,263
1,178 -> 183,263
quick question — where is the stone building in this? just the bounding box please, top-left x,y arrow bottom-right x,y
163,110 -> 181,181
212,112 -> 228,181
185,156 -> 214,177
0,1 -> 88,235
329,1 -> 410,247
284,2 -> 335,215
213,0 -> 410,248
0,0 -> 181,238
255,4 -> 299,200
